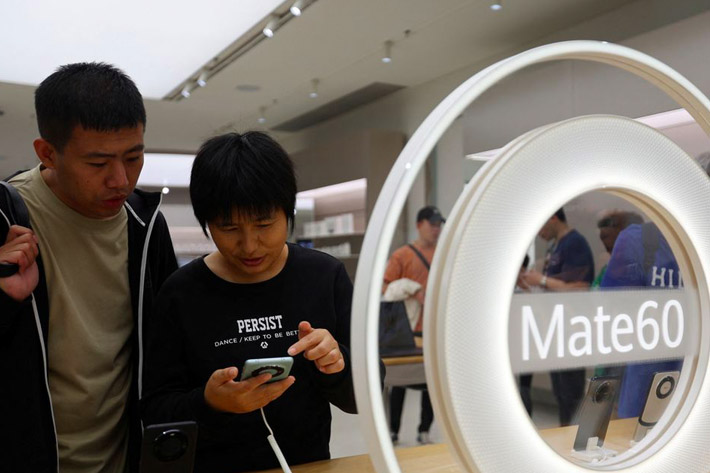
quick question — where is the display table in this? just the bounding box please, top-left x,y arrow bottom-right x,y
255,417 -> 639,472
382,355 -> 425,386
257,443 -> 459,473
382,337 -> 426,387
543,416 -> 637,457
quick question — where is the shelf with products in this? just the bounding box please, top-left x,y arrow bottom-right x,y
290,130 -> 406,280
296,231 -> 365,240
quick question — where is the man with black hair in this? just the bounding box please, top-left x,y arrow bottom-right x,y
593,210 -> 643,287
382,205 -> 445,445
522,208 -> 594,426
141,131 -> 357,472
0,63 -> 177,473
523,208 -> 594,292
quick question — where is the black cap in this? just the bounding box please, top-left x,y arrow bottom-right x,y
417,206 -> 446,224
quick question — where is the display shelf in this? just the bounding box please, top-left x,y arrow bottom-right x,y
296,231 -> 365,240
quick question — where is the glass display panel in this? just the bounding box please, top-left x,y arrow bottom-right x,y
509,191 -> 700,468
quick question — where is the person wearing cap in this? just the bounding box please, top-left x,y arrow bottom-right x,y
382,205 -> 445,445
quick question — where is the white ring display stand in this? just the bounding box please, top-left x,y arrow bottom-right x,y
351,41 -> 710,473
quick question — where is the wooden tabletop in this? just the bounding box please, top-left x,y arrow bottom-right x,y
382,355 -> 424,366
381,337 -> 424,366
255,417 -> 639,472
257,443 -> 457,473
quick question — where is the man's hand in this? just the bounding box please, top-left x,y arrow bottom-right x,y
522,269 -> 544,287
0,225 -> 39,301
288,321 -> 345,374
204,367 -> 295,414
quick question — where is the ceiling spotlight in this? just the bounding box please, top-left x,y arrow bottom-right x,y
196,71 -> 208,88
490,2 -> 502,11
263,16 -> 278,38
180,85 -> 192,98
309,78 -> 319,98
258,106 -> 267,124
161,187 -> 170,195
382,40 -> 393,64
290,0 -> 304,16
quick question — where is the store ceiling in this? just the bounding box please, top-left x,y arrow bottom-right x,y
1,0 -> 707,173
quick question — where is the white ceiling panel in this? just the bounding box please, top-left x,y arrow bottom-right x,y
1,0 -> 283,99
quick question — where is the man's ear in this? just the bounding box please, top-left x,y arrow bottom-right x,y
33,138 -> 58,169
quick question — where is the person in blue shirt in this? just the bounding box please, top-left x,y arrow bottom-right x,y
592,210 -> 644,288
523,208 -> 594,426
601,222 -> 683,418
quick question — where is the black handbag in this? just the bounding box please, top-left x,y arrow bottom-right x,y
378,300 -> 416,356
379,243 -> 431,356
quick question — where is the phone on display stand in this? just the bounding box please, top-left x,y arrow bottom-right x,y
633,370 -> 680,442
573,375 -> 620,452
241,356 -> 294,383
140,421 -> 197,473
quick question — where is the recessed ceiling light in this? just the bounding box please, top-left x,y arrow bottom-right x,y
490,2 -> 502,11
263,16 -> 278,38
382,40 -> 393,64
196,72 -> 208,87
290,0 -> 304,16
236,84 -> 261,92
310,78 -> 319,98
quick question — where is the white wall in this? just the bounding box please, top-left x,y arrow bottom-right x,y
461,10 -> 710,155
279,3 -> 710,241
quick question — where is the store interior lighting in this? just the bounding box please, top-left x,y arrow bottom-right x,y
490,2 -> 503,11
310,78 -> 319,98
196,72 -> 208,87
290,0 -> 304,17
382,40 -> 393,63
180,85 -> 192,98
263,16 -> 278,38
1,0 -> 283,99
137,153 -> 195,188
258,106 -> 267,124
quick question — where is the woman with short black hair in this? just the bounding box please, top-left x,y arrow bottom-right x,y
142,131 -> 357,472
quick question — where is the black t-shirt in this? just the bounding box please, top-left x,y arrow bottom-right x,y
141,243 -> 356,472
543,229 -> 595,284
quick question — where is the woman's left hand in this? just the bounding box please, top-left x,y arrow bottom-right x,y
288,321 -> 345,374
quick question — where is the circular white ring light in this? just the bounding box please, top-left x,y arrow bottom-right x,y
351,40 -> 710,473
426,114 -> 710,471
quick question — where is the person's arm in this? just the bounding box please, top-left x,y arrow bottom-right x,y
523,236 -> 594,291
523,269 -> 590,291
289,264 -> 358,413
141,287 -> 243,430
141,284 -> 294,430
141,289 -> 215,427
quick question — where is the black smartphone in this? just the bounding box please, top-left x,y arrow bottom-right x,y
633,370 -> 680,442
140,421 -> 197,473
573,375 -> 620,451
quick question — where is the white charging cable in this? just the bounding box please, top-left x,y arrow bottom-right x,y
260,407 -> 292,473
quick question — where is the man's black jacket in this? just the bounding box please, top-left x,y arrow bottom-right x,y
0,180 -> 177,472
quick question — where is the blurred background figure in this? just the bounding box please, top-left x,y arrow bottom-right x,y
383,206 -> 445,445
522,207 -> 594,426
592,210 -> 644,288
